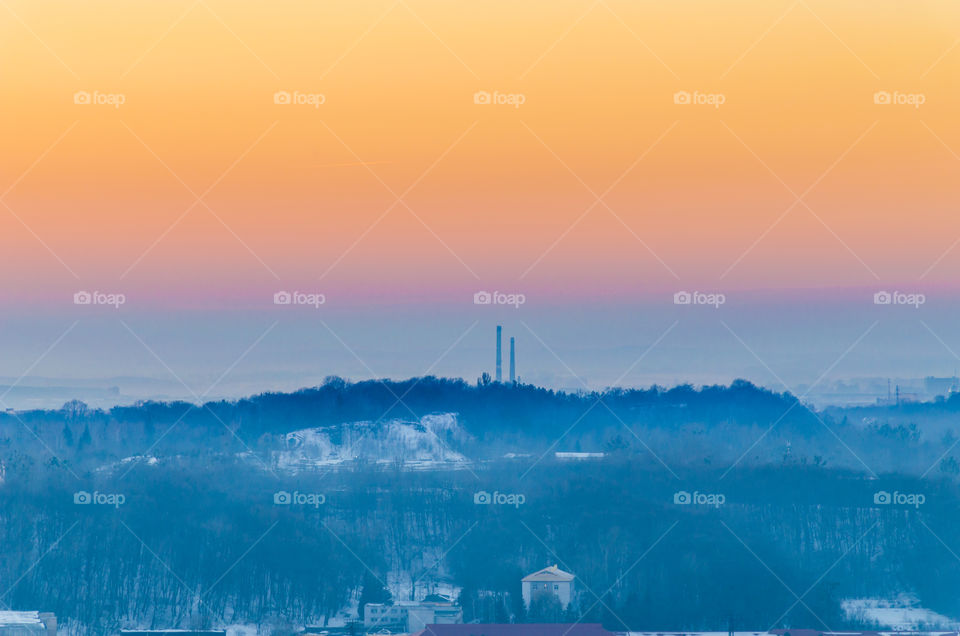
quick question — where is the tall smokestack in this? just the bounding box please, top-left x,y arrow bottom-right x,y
510,337 -> 515,384
496,325 -> 502,382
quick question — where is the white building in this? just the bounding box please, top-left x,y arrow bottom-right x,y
364,604 -> 407,630
364,595 -> 462,632
522,565 -> 575,609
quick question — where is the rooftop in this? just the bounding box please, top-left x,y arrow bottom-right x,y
415,624 -> 611,636
422,594 -> 454,604
522,565 -> 575,583
0,612 -> 43,626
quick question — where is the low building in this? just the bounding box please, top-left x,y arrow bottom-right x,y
628,631 -> 775,636
364,605 -> 407,631
120,631 -> 226,636
365,595 -> 462,633
0,612 -> 56,636
521,565 -> 575,609
411,623 -> 613,636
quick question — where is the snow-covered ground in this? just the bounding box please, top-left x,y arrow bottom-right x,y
276,413 -> 471,472
223,623 -> 267,636
95,454 -> 161,473
843,596 -> 958,630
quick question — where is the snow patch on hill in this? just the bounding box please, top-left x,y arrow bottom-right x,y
276,413 -> 471,472
842,596 -> 958,630
95,454 -> 161,474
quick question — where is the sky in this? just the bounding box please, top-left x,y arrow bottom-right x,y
2,0 -> 960,405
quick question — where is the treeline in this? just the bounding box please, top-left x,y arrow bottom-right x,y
3,377 -> 960,477
7,376 -> 814,449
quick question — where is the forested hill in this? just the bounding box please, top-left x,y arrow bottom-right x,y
3,376 -> 960,476
4,378 -> 960,634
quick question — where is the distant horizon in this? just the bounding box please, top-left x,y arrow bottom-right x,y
2,369 -> 957,413
2,291 -> 960,410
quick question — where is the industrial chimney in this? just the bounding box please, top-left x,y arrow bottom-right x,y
496,325 -> 502,382
510,337 -> 516,384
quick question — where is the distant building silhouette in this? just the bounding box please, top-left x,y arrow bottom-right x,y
364,594 -> 462,632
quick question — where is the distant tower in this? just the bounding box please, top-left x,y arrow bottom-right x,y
510,337 -> 516,384
496,325 -> 502,382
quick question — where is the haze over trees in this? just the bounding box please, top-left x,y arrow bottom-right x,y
1,377 -> 960,635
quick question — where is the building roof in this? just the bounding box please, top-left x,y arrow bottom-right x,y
627,632 -> 771,636
0,613 -> 51,636
422,594 -> 454,604
522,565 -> 575,582
0,613 -> 43,626
629,632 -> 958,636
767,631 -> 887,636
415,624 -> 611,636
120,631 -> 226,636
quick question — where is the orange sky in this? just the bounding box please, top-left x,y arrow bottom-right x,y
3,0 -> 960,307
